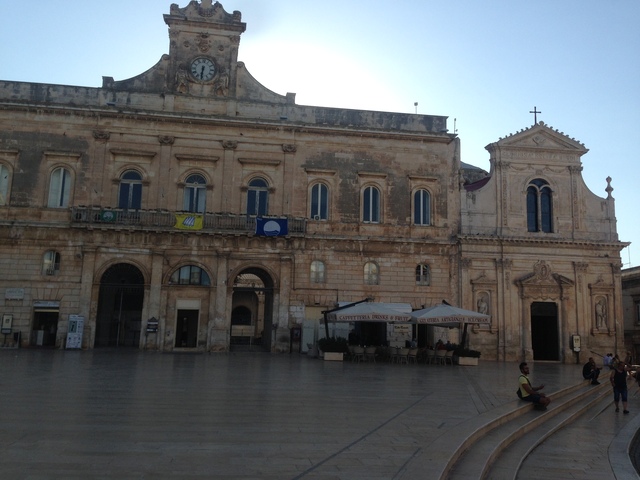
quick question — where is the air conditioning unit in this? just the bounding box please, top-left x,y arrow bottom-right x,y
313,215 -> 320,221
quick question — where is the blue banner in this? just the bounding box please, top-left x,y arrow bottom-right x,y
255,218 -> 288,236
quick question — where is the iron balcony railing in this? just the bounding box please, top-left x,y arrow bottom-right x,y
70,206 -> 306,235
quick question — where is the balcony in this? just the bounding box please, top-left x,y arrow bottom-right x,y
70,206 -> 306,236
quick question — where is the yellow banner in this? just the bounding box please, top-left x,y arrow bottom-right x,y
174,214 -> 203,230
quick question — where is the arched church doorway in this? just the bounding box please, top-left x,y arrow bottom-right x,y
530,301 -> 559,361
230,268 -> 274,351
95,263 -> 145,348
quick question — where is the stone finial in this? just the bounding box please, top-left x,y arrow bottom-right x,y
606,176 -> 613,199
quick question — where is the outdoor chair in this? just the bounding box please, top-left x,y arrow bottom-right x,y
351,346 -> 365,363
424,349 -> 436,364
364,346 -> 377,362
444,350 -> 454,365
408,348 -> 419,364
397,347 -> 410,365
388,347 -> 399,363
435,349 -> 447,365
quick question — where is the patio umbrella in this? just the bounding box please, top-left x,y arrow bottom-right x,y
326,302 -> 413,323
410,304 -> 490,326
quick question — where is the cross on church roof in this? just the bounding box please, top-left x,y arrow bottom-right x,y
529,106 -> 541,124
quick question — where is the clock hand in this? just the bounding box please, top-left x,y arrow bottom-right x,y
200,65 -> 205,79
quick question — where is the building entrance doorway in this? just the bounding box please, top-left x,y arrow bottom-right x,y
531,301 -> 559,361
175,309 -> 198,348
31,310 -> 58,347
95,263 -> 144,347
230,268 -> 274,351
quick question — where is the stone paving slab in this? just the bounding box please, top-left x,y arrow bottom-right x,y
0,350 -> 636,479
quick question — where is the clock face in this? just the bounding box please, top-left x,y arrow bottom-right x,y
190,57 -> 216,81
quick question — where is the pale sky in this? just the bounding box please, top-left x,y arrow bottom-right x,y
1,1 -> 638,266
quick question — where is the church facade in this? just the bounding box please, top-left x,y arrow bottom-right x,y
0,1 -> 626,362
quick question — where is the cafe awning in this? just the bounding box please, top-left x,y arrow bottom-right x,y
326,302 -> 413,323
410,304 -> 490,327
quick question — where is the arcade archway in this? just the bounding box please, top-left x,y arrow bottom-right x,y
95,263 -> 145,347
230,268 -> 275,351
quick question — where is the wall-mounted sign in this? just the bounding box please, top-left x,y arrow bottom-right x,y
5,288 -> 24,300
1,314 -> 12,334
393,324 -> 411,334
146,317 -> 159,333
34,300 -> 60,309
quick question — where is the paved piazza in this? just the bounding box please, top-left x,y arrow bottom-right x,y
1,349 -> 638,479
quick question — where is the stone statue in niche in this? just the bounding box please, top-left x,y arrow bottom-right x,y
175,66 -> 189,94
477,295 -> 489,315
595,298 -> 607,329
214,67 -> 229,96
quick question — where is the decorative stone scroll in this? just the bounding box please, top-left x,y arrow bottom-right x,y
92,130 -> 110,141
282,144 -> 297,153
221,140 -> 238,150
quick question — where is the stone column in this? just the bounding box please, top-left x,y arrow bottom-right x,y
273,254 -> 292,353
220,141 -> 237,213
78,247 -> 97,349
157,136 -> 175,210
145,251 -> 165,351
209,253 -> 229,351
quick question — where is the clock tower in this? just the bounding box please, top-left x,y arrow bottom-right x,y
164,0 -> 246,97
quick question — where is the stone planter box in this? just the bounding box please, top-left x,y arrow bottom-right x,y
323,352 -> 344,361
456,356 -> 479,366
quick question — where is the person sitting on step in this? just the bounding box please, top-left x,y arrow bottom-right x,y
582,357 -> 602,385
518,362 -> 551,410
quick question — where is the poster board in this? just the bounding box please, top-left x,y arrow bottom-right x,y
66,315 -> 84,349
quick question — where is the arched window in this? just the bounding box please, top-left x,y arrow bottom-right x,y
415,264 -> 430,286
247,177 -> 268,216
183,173 -> 207,213
169,265 -> 211,286
413,189 -> 431,226
48,167 -> 71,208
118,170 -> 142,210
310,260 -> 326,283
310,183 -> 328,220
0,164 -> 10,206
42,250 -> 60,275
362,186 -> 380,223
364,261 -> 379,285
527,179 -> 553,233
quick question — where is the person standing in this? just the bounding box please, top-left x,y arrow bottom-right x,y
518,362 -> 551,409
582,357 -> 601,385
610,361 -> 630,414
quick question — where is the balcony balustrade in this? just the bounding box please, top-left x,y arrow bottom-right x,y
70,206 -> 306,236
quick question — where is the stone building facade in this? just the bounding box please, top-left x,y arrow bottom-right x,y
0,0 -> 626,362
622,266 -> 640,360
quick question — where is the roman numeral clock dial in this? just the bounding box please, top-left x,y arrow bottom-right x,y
190,57 -> 216,82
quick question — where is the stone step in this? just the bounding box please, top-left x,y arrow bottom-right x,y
444,381 -> 608,480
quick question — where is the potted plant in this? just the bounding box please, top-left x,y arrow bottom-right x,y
453,347 -> 481,366
317,336 -> 348,361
